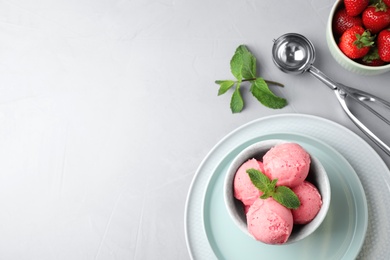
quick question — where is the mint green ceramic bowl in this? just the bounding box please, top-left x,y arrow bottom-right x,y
326,0 -> 390,75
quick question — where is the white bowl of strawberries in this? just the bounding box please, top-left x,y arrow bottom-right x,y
326,0 -> 390,75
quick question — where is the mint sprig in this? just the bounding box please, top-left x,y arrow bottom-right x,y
215,45 -> 287,113
247,168 -> 300,209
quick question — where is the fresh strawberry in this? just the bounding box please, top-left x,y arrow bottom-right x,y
361,47 -> 386,66
377,28 -> 390,61
333,8 -> 363,37
344,0 -> 369,16
362,2 -> 390,34
384,0 -> 390,7
338,26 -> 375,59
362,58 -> 386,65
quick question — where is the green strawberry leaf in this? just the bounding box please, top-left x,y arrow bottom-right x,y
354,30 -> 375,49
215,80 -> 235,95
374,0 -> 388,11
230,84 -> 244,113
250,78 -> 287,109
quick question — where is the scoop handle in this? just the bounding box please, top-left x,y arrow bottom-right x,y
307,65 -> 390,156
334,89 -> 390,156
307,66 -> 338,90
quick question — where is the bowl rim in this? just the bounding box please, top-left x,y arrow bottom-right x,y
327,0 -> 390,71
223,139 -> 331,245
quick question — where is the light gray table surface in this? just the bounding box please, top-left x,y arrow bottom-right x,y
1,0 -> 390,259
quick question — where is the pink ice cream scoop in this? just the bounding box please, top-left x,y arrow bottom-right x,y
247,197 -> 293,244
292,181 -> 322,224
234,159 -> 264,207
263,143 -> 310,187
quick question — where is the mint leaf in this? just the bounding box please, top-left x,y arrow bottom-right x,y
238,45 -> 256,79
216,44 -> 286,113
260,193 -> 271,199
230,49 -> 243,81
247,168 -> 301,209
230,45 -> 256,81
250,78 -> 287,109
273,186 -> 301,209
247,168 -> 273,199
246,168 -> 272,194
270,179 -> 278,190
215,80 -> 235,96
230,84 -> 244,113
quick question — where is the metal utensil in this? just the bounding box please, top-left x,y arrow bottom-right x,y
272,33 -> 390,156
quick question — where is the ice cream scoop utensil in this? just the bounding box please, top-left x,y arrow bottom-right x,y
272,33 -> 390,156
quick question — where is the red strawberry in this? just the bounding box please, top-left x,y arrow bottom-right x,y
333,8 -> 363,37
377,28 -> 390,62
361,47 -> 386,66
338,26 -> 375,59
344,0 -> 369,16
362,2 -> 390,34
362,58 -> 386,66
384,0 -> 390,7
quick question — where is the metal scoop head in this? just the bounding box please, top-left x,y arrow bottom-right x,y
272,33 -> 316,75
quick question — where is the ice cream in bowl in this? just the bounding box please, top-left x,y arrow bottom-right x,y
224,139 -> 331,245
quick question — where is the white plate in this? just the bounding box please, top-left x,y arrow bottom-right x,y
184,114 -> 390,260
